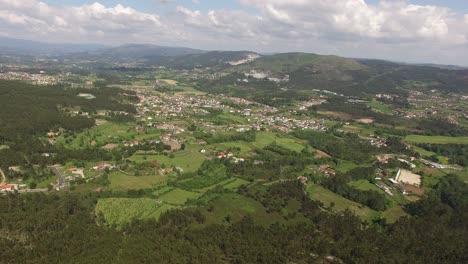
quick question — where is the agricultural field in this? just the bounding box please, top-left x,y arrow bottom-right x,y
158,188 -> 203,205
202,193 -> 284,225
368,101 -> 395,115
381,206 -> 407,223
174,85 -> 206,96
129,146 -> 207,173
64,122 -> 161,149
253,131 -> 306,152
96,198 -> 176,228
222,178 -> 250,190
405,135 -> 468,144
108,172 -> 167,191
348,180 -> 385,194
306,184 -> 379,221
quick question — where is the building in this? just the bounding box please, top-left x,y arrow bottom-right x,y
0,183 -> 16,192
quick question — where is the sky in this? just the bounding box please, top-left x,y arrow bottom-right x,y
1,0 -> 468,65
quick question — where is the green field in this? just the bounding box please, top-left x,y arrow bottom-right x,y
203,193 -> 284,225
96,198 -> 176,227
306,184 -> 378,220
368,101 -> 394,115
334,160 -> 359,173
405,135 -> 468,144
206,132 -> 305,155
158,188 -> 203,205
152,186 -> 175,196
174,85 -> 206,96
349,180 -> 385,194
253,132 -> 305,152
381,206 -> 407,223
129,146 -> 207,173
108,172 -> 167,191
222,178 -> 250,190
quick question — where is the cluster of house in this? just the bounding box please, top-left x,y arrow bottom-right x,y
0,71 -> 58,85
298,99 -> 327,110
252,113 -> 325,132
317,165 -> 337,176
131,87 -> 326,135
93,162 -> 115,171
361,136 -> 388,148
214,151 -> 245,163
136,91 -> 230,118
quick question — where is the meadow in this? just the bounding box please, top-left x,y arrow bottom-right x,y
96,198 -> 176,227
108,171 -> 167,191
405,135 -> 468,144
368,101 -> 395,115
130,145 -> 207,173
306,184 -> 378,220
158,188 -> 203,205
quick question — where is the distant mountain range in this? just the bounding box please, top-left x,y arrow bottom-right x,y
0,37 -> 108,56
1,37 -> 467,97
1,37 -> 466,70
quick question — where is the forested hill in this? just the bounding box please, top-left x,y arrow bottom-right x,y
0,176 -> 466,263
193,52 -> 468,98
0,80 -> 135,142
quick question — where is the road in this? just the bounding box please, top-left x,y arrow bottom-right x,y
50,166 -> 63,186
17,188 -> 48,194
0,168 -> 5,184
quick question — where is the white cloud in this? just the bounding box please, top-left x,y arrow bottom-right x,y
0,0 -> 467,65
0,0 -> 173,43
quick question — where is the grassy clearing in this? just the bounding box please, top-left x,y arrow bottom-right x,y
108,171 -> 167,191
35,173 -> 56,188
207,132 -> 305,154
381,206 -> 407,223
368,101 -> 394,115
174,85 -> 206,96
158,188 -> 202,205
217,113 -> 248,124
405,135 -> 468,144
334,160 -> 359,173
129,147 -> 206,173
306,184 -> 378,220
96,198 -> 164,227
153,204 -> 179,218
152,186 -> 174,196
411,146 -> 450,164
194,178 -> 239,193
349,180 -> 385,194
253,132 -> 305,152
65,122 -> 161,149
213,142 -> 253,155
203,193 -> 283,225
222,178 -> 250,190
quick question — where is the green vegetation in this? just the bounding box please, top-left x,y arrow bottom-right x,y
96,198 -> 167,227
130,147 -> 206,173
108,172 -> 167,191
405,135 -> 468,144
2,50 -> 468,263
158,188 -> 202,205
307,184 -> 378,220
368,101 -> 395,115
176,160 -> 229,190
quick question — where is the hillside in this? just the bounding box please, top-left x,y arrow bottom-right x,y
0,37 -> 107,56
192,52 -> 468,100
160,51 -> 260,69
66,44 -> 205,63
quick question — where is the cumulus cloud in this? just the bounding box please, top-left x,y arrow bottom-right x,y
0,0 -> 176,44
0,0 -> 467,64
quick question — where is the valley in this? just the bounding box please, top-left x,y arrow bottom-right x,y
0,43 -> 467,264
